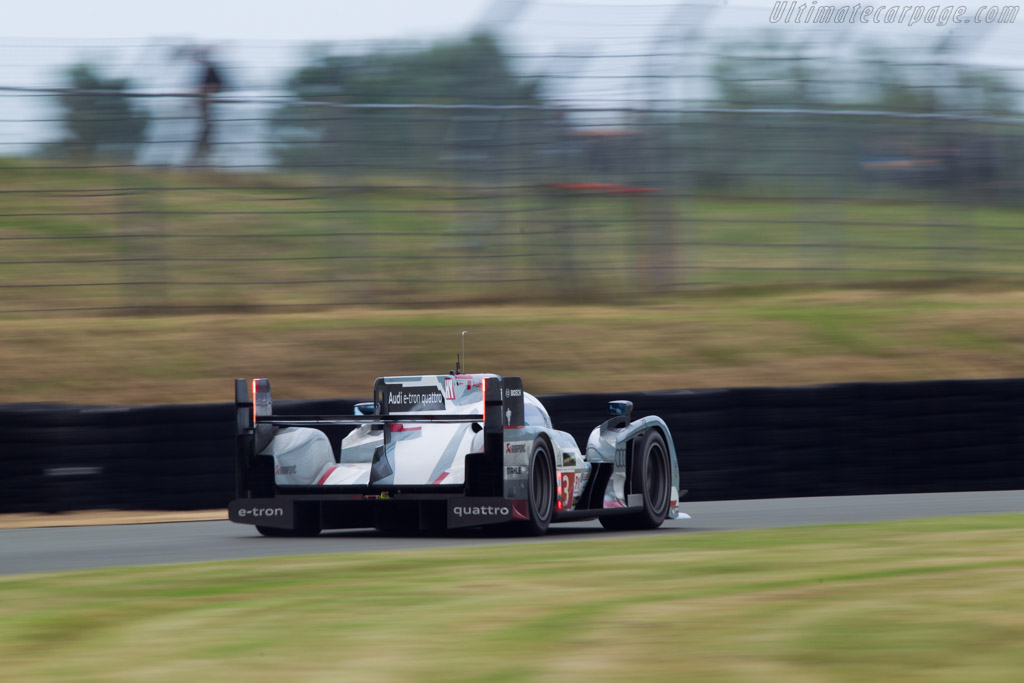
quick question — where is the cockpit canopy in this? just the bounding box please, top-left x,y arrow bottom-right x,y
523,392 -> 552,429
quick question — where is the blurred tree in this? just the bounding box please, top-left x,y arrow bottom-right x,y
711,37 -> 829,110
859,52 -> 1016,116
700,36 -> 834,191
710,39 -> 1017,116
699,38 -> 1019,193
270,33 -> 546,171
52,63 -> 150,161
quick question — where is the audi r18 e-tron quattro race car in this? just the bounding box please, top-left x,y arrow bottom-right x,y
229,373 -> 684,536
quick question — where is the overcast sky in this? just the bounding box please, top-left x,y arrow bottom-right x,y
4,0 -> 1022,67
3,0 -> 491,42
2,0 -> 1021,155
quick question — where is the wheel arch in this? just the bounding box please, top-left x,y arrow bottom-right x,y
535,429 -> 554,453
534,430 -> 558,482
623,416 -> 679,495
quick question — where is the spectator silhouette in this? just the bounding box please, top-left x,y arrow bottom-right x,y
193,48 -> 223,164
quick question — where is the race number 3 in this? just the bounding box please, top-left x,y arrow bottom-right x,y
560,472 -> 575,508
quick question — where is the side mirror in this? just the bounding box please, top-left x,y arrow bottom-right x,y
608,400 -> 633,417
354,402 -> 374,416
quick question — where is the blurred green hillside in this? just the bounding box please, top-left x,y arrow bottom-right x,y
3,158 -> 1024,315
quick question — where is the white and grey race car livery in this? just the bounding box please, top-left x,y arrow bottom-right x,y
229,373 -> 686,536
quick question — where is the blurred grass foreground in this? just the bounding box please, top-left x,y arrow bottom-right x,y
2,514 -> 1023,681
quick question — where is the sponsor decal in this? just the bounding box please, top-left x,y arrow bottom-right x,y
504,465 -> 527,479
501,378 -> 525,427
275,464 -> 297,475
236,506 -> 284,518
443,377 -> 456,400
229,498 -> 294,529
384,384 -> 446,412
452,504 -> 510,517
447,498 -> 514,527
503,440 -> 531,498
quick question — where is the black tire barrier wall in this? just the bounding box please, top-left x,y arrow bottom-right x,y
543,378 -> 1024,502
0,379 -> 1021,513
0,399 -> 355,513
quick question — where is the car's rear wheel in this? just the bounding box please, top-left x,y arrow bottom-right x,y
600,430 -> 671,531
519,437 -> 555,536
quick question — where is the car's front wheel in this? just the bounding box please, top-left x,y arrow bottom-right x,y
601,430 -> 671,531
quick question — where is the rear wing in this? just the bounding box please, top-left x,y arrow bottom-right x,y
233,375 -> 525,498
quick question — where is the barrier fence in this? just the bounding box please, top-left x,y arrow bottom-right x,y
2,377 -> 1021,514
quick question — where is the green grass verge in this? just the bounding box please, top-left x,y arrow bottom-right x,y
4,159 -> 1024,312
3,514 -> 1024,681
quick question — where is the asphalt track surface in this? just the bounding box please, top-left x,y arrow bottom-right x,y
3,490 -> 1022,576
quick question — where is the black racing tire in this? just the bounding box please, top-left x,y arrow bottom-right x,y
256,505 -> 322,537
517,437 -> 556,536
600,430 -> 671,531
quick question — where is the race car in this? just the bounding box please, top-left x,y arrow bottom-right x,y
229,373 -> 685,536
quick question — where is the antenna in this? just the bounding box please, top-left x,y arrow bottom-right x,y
461,331 -> 468,374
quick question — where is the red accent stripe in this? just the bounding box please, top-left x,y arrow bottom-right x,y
504,425 -> 525,429
431,472 -> 449,484
316,465 -> 338,486
511,500 -> 530,520
389,424 -> 422,433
